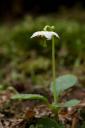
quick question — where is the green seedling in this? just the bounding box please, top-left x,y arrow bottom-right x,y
11,25 -> 80,112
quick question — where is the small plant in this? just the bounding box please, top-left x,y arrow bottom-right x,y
11,25 -> 80,111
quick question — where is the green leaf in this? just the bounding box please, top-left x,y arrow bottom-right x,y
11,94 -> 48,103
37,117 -> 65,128
51,99 -> 80,109
55,74 -> 78,95
63,99 -> 80,107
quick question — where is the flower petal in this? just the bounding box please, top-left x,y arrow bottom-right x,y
31,31 -> 59,40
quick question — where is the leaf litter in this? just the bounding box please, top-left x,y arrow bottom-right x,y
0,67 -> 85,128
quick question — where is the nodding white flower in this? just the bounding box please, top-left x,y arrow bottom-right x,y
31,31 -> 59,40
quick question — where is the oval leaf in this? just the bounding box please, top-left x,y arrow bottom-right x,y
63,99 -> 80,107
55,74 -> 78,95
37,117 -> 64,128
51,99 -> 80,108
11,94 -> 48,103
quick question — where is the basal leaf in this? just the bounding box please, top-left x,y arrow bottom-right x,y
51,99 -> 80,108
37,117 -> 65,128
55,74 -> 78,95
11,94 -> 48,103
63,99 -> 80,107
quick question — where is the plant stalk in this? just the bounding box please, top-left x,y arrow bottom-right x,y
52,36 -> 57,104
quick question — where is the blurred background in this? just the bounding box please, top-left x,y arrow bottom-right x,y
0,0 -> 85,89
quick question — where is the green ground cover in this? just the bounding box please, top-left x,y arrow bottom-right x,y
0,16 -> 85,85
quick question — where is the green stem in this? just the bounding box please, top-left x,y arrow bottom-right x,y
52,36 -> 57,104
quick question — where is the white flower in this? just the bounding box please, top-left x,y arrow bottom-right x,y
31,31 -> 59,40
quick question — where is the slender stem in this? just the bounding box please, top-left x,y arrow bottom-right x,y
52,36 -> 57,104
